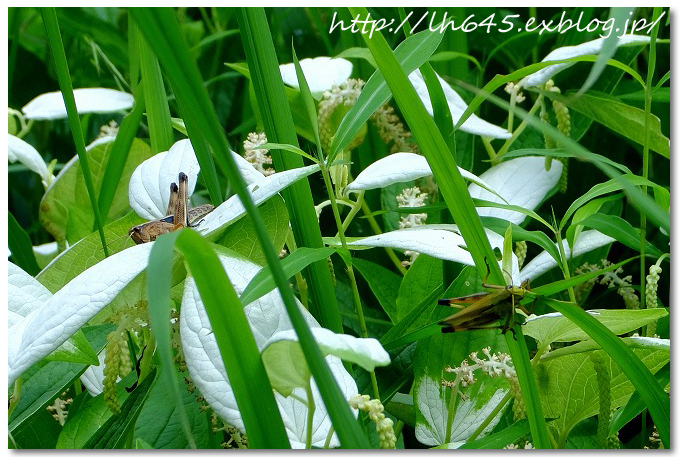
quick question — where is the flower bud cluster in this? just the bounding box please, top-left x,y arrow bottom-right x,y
599,260 -> 639,309
645,262 -> 663,336
396,187 -> 429,267
515,241 -> 527,268
371,103 -> 417,154
349,394 -> 397,449
243,132 -> 274,176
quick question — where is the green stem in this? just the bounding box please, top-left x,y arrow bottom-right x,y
324,426 -> 335,449
305,381 -> 316,449
340,192 -> 364,233
466,391 -> 512,443
8,377 -> 22,419
286,230 -> 309,309
359,200 -> 408,275
555,230 -> 577,304
496,93 -> 544,160
444,380 -> 461,444
320,162 -> 380,400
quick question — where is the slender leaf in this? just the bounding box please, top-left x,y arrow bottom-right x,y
576,213 -> 663,258
459,419 -> 532,449
8,211 -> 40,276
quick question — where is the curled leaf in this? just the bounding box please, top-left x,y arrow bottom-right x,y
22,88 -> 135,120
280,57 -> 353,94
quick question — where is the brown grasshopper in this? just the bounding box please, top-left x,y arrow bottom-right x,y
128,172 -> 214,244
438,259 -> 533,334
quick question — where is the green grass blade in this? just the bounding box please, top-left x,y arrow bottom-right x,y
97,87 -> 145,224
459,419 -> 532,449
576,213 -> 663,257
175,230 -> 291,448
543,298 -> 670,448
147,231 -> 195,449
235,8 -> 345,336
329,27 -> 445,163
241,247 -> 337,306
40,7 -> 109,257
8,212 -> 40,276
138,27 -> 174,153
131,8 -> 369,448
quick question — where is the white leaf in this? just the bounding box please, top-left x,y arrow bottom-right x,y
408,69 -> 511,139
469,156 -> 562,225
32,241 -> 60,270
280,57 -> 353,94
520,230 -> 615,282
8,263 -> 52,329
8,134 -> 51,185
345,152 -> 492,193
8,243 -> 153,384
343,225 -> 520,284
128,139 -> 201,220
263,327 -> 390,373
22,88 -> 135,120
415,375 -> 507,446
198,164 -> 320,236
522,35 -> 651,88
180,252 -> 357,449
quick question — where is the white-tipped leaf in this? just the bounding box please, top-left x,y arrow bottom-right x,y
8,134 -> 52,186
342,225 -> 520,284
8,243 -> 153,384
198,164 -> 320,236
22,88 -> 135,120
408,69 -> 511,139
345,152 -> 492,193
520,229 -> 615,282
522,35 -> 651,88
469,156 -> 562,225
280,57 -> 353,94
180,252 -> 358,449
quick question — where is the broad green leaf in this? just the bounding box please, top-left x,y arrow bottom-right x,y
535,338 -> 669,447
44,328 -> 99,365
84,369 -> 157,448
557,91 -> 670,158
39,138 -> 153,245
134,367 -> 211,449
543,299 -> 670,448
523,308 -> 668,347
396,254 -> 442,322
10,324 -> 112,434
353,258 -> 402,324
9,211 -> 41,276
240,246 -> 336,306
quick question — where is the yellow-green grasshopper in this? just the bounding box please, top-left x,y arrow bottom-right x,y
438,260 -> 533,334
128,172 -> 214,244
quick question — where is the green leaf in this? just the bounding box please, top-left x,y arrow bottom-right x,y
135,367 -> 210,449
523,308 -> 668,347
395,255 -> 442,322
481,217 -> 561,268
10,324 -> 112,434
535,337 -> 669,447
556,91 -> 670,158
500,148 -> 632,175
44,328 -> 99,365
39,138 -> 153,245
84,369 -> 157,449
11,408 -> 62,449
9,211 -> 40,276
240,246 -> 336,306
566,194 -> 622,249
576,213 -> 663,258
56,370 -> 137,449
329,26 -> 445,163
37,211 -> 146,293
543,298 -> 670,448
334,46 -> 376,67
353,258 -> 402,324
262,341 -> 310,396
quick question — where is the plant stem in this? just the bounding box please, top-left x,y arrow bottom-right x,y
285,230 -> 309,309
466,391 -> 512,443
305,381 -> 316,449
340,192 -> 365,233
496,93 -> 544,160
444,380 -> 461,444
554,230 -> 577,304
8,377 -> 22,419
320,162 -> 380,400
359,200 -> 408,275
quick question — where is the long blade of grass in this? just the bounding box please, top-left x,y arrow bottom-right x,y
40,7 -> 109,256
176,230 -> 291,448
350,7 -> 551,447
543,298 -> 670,448
131,8 -> 369,448
97,86 -> 145,223
8,212 -> 40,276
235,9 -> 345,335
